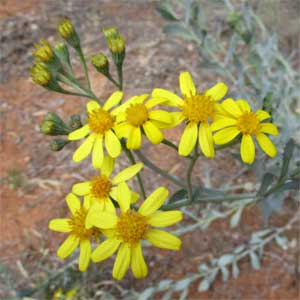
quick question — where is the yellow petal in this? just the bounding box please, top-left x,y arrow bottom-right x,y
112,163 -> 143,184
152,88 -> 184,107
105,130 -> 121,158
178,122 -> 198,156
127,126 -> 142,149
92,135 -> 104,169
211,117 -> 237,131
100,156 -> 115,177
68,125 -> 90,140
49,218 -> 71,232
199,122 -> 215,158
104,198 -> 116,214
138,187 -> 169,216
103,91 -> 123,111
109,186 -> 118,200
148,211 -> 183,227
57,234 -> 79,259
112,243 -> 131,280
89,211 -> 117,229
72,134 -> 95,163
222,98 -> 243,117
179,71 -> 196,97
260,123 -> 279,136
241,134 -> 255,164
145,97 -> 168,109
148,110 -> 172,124
255,110 -> 270,121
130,191 -> 140,204
131,243 -> 148,279
236,99 -> 251,112
256,133 -> 277,158
66,193 -> 81,215
72,181 -> 91,196
83,195 -> 91,210
87,100 -> 100,113
143,121 -> 164,144
205,82 -> 228,101
85,203 -> 104,229
115,122 -> 131,139
79,239 -> 91,272
91,238 -> 120,263
117,182 -> 131,212
145,229 -> 181,250
170,112 -> 184,127
213,126 -> 240,145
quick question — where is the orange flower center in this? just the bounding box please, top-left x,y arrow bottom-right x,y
69,207 -> 100,239
90,175 -> 112,199
116,210 -> 149,246
88,108 -> 114,134
126,103 -> 149,127
181,94 -> 215,123
237,112 -> 261,135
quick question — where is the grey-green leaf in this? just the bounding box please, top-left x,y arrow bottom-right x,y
163,23 -> 196,41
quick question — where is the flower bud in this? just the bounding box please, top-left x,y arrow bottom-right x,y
40,113 -> 70,136
102,27 -> 119,40
108,35 -> 125,55
66,114 -> 82,130
54,42 -> 71,66
30,62 -> 51,86
33,39 -> 54,63
50,139 -> 70,151
57,18 -> 80,49
91,53 -> 109,75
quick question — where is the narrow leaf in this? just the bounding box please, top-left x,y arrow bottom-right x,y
250,251 -> 261,270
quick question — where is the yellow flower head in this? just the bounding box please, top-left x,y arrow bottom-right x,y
114,94 -> 173,149
108,35 -> 126,54
68,92 -> 124,168
30,62 -> 51,86
212,98 -> 279,164
33,39 -> 54,63
89,186 -> 182,280
57,18 -> 74,39
71,156 -> 143,226
152,71 -> 228,158
48,194 -> 101,272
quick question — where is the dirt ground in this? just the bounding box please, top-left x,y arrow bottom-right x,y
0,1 -> 299,300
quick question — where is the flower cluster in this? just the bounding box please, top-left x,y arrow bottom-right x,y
32,19 -> 279,281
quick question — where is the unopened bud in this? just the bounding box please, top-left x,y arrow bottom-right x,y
91,53 -> 109,75
66,114 -> 82,130
57,18 -> 80,49
33,39 -> 54,63
50,139 -> 70,151
30,62 -> 51,86
108,35 -> 125,55
54,42 -> 71,65
103,27 -> 119,40
40,113 -> 69,136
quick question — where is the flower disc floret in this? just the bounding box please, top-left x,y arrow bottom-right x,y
181,94 -> 215,123
126,103 -> 149,126
116,211 -> 149,246
237,112 -> 260,135
88,108 -> 114,134
90,175 -> 112,198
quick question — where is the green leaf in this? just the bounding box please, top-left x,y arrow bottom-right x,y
257,172 -> 274,196
232,262 -> 240,278
174,278 -> 193,291
218,254 -> 235,267
279,139 -> 295,182
250,251 -> 261,270
198,279 -> 210,292
230,207 -> 243,228
138,288 -> 155,300
163,23 -> 196,41
275,235 -> 288,249
168,189 -> 187,203
220,266 -> 229,281
156,5 -> 179,21
158,279 -> 173,291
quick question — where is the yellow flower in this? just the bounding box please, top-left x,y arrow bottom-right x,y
68,92 -> 123,168
33,39 -> 54,63
212,98 -> 279,164
30,62 -> 51,86
72,156 -> 143,226
48,193 -> 101,272
90,186 -> 182,280
114,94 -> 173,149
152,71 -> 228,158
57,18 -> 74,39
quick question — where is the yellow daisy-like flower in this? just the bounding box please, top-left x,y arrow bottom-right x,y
114,94 -> 173,149
89,186 -> 182,280
72,156 -> 143,226
48,193 -> 101,272
68,92 -> 123,168
152,71 -> 228,158
212,98 -> 279,164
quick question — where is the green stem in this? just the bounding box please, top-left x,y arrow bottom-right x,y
77,46 -> 91,89
107,73 -> 121,89
186,147 -> 198,203
161,193 -> 256,211
122,144 -> 146,199
162,139 -> 178,151
116,63 -> 123,90
135,149 -> 184,188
